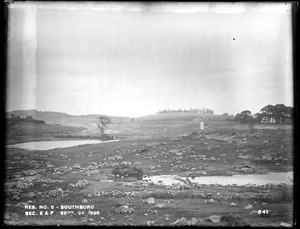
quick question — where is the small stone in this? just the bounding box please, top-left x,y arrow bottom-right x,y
229,202 -> 236,206
165,218 -> 169,221
244,204 -> 253,209
82,198 -> 88,203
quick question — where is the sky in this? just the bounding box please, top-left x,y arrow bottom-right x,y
6,2 -> 293,117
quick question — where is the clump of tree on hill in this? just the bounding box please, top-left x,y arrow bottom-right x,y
235,104 -> 293,124
157,108 -> 214,115
7,114 -> 46,126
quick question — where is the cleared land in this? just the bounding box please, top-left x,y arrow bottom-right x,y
4,113 -> 293,226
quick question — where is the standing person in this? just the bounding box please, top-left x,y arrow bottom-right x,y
200,117 -> 205,137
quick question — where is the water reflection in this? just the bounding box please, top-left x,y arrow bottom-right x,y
146,171 -> 293,186
7,139 -> 119,151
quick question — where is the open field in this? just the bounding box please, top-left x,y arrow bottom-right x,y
4,113 -> 294,226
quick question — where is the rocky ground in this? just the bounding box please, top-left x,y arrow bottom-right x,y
4,121 -> 294,226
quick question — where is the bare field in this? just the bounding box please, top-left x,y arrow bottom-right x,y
4,115 -> 294,226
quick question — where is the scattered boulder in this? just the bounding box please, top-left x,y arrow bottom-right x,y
72,164 -> 81,169
170,217 -> 202,226
69,180 -> 89,188
190,217 -> 199,225
170,217 -> 187,226
146,220 -> 154,226
155,203 -> 165,209
205,199 -> 214,203
112,165 -> 143,179
262,153 -> 272,161
139,148 -> 148,154
244,204 -> 253,209
115,205 -> 134,214
147,197 -> 155,205
238,167 -> 253,172
87,193 -> 93,198
238,155 -> 251,159
205,215 -> 222,223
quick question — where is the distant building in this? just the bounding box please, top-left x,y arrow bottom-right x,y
261,117 -> 276,123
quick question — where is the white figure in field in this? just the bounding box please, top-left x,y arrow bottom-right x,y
200,118 -> 204,131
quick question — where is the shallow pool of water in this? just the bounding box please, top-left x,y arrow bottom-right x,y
146,171 -> 293,186
7,139 -> 119,151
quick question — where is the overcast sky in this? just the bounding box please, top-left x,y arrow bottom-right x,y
6,2 -> 293,117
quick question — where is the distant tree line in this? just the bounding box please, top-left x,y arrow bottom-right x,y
235,104 -> 293,124
7,114 -> 46,125
157,108 -> 214,115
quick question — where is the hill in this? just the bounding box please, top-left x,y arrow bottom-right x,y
6,110 -> 131,128
6,110 -> 71,121
6,110 -> 234,130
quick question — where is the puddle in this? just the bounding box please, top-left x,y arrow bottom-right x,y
146,171 -> 293,186
253,125 -> 292,130
7,139 -> 119,151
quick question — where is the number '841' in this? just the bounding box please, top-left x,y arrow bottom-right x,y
258,210 -> 269,215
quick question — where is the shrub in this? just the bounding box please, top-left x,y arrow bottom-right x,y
112,165 -> 144,179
